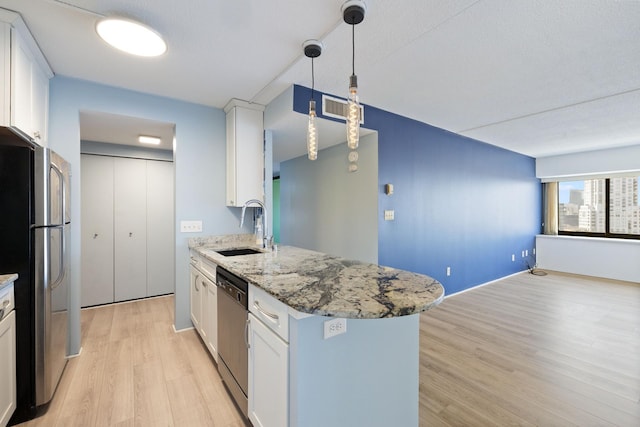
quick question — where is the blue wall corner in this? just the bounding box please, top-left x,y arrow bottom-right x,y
292,85 -> 542,295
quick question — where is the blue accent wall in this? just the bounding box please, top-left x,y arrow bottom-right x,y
293,85 -> 541,295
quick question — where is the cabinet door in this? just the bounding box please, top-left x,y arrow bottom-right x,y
0,311 -> 16,427
146,160 -> 174,297
189,265 -> 201,331
226,106 -> 264,206
114,158 -> 147,302
80,155 -> 115,307
198,275 -> 208,339
10,28 -> 32,139
30,63 -> 48,144
0,23 -> 10,126
248,313 -> 288,427
204,275 -> 218,361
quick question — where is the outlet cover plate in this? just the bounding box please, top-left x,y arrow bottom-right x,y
324,318 -> 347,339
180,220 -> 203,233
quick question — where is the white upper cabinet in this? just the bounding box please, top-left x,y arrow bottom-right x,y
0,9 -> 53,146
224,99 -> 265,206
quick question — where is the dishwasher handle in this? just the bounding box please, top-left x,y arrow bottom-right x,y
245,318 -> 250,349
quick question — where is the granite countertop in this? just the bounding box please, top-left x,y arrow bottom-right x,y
189,235 -> 444,319
0,273 -> 18,290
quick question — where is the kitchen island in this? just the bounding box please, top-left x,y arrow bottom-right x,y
189,235 -> 444,427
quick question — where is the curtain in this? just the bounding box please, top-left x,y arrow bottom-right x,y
543,182 -> 558,235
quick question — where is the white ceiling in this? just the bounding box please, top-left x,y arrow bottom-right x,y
79,111 -> 174,151
1,0 -> 639,162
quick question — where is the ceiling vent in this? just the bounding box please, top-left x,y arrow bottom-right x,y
322,94 -> 364,124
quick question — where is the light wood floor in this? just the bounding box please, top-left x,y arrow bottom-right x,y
16,295 -> 246,427
16,271 -> 640,426
420,271 -> 640,426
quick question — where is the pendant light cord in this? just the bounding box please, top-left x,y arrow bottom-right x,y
351,23 -> 355,76
311,57 -> 315,100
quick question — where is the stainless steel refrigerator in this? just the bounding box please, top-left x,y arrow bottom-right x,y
0,133 -> 69,424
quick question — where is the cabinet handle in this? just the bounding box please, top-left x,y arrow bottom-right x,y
0,300 -> 8,319
93,233 -> 98,239
194,274 -> 200,291
129,232 -> 133,237
253,300 -> 279,321
245,318 -> 250,349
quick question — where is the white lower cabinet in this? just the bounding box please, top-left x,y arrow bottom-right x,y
0,310 -> 16,427
203,274 -> 218,362
189,253 -> 218,362
189,263 -> 202,332
248,312 -> 288,427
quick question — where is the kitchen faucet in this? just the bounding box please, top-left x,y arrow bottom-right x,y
240,199 -> 272,249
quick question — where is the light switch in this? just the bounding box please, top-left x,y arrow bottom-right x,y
384,210 -> 395,221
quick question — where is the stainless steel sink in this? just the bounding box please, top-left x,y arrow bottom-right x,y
215,248 -> 262,257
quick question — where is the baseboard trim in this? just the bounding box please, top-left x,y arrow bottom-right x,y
445,270 -> 528,299
173,324 -> 194,334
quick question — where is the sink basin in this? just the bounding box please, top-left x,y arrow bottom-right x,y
215,248 -> 263,257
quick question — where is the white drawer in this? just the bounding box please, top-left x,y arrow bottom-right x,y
200,257 -> 217,282
189,250 -> 201,269
249,285 -> 289,343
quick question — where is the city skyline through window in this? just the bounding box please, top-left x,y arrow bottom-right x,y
558,176 -> 639,236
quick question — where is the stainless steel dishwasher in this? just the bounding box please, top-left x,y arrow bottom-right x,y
216,266 -> 249,418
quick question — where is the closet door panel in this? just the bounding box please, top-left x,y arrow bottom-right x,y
146,160 -> 174,296
114,157 -> 147,302
80,155 -> 114,307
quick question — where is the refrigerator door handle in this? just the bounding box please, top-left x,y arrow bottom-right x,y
49,161 -> 67,225
49,225 -> 66,291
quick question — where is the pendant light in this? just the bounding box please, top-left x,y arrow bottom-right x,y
303,40 -> 323,161
342,0 -> 366,172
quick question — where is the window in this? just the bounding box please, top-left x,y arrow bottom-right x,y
558,176 -> 640,238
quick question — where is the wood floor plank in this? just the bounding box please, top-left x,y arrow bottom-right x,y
93,337 -> 135,426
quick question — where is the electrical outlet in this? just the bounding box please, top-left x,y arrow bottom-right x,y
324,318 -> 347,339
180,220 -> 203,233
384,210 -> 395,221
446,266 -> 451,276
525,249 -> 528,256
512,254 -> 515,262
533,248 -> 536,255
521,250 -> 525,258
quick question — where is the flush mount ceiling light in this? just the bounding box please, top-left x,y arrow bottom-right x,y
96,17 -> 167,57
138,135 -> 161,145
342,0 -> 366,173
303,40 -> 323,161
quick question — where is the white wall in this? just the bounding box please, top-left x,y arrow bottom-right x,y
49,76 -> 250,354
279,132 -> 378,264
536,235 -> 640,283
536,144 -> 640,179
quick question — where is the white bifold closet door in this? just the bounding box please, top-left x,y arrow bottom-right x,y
146,160 -> 174,296
114,157 -> 147,302
81,155 -> 115,307
81,154 -> 174,307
